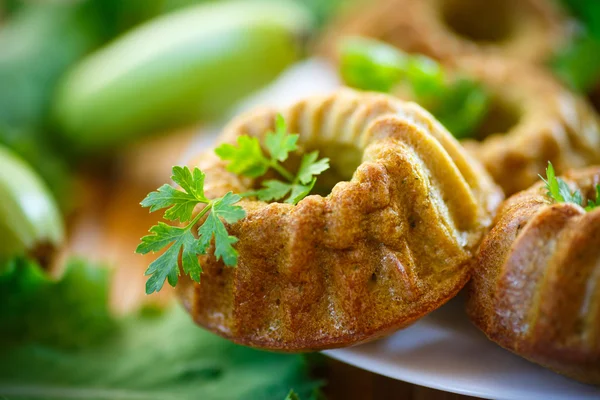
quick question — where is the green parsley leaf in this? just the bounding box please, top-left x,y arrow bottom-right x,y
217,115 -> 330,205
540,162 -> 561,201
137,167 -> 246,294
256,180 -> 293,202
297,151 -> 330,184
338,36 -> 490,139
585,184 -> 600,211
287,178 -> 317,205
139,117 -> 330,293
285,389 -> 301,400
558,178 -> 583,205
212,192 -> 246,223
141,166 -> 208,222
265,114 -> 299,162
172,165 -> 207,202
197,192 -> 244,267
215,136 -> 269,178
539,161 -> 585,207
137,223 -> 206,294
255,179 -> 318,205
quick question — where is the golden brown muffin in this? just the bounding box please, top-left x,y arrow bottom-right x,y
178,89 -> 503,351
321,0 -> 569,64
396,55 -> 600,196
467,167 -> 600,384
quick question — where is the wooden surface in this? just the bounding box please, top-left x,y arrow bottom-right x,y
322,358 -> 479,400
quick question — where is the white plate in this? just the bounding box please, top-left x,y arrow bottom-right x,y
324,298 -> 600,400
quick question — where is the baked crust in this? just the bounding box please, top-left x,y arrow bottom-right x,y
177,89 -> 502,351
452,56 -> 600,195
321,0 -> 568,64
467,167 -> 600,384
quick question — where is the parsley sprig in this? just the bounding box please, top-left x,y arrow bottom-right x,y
136,167 -> 245,294
215,114 -> 330,204
539,162 -> 600,211
137,116 -> 329,294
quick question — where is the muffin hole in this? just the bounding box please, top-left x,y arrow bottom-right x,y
440,0 -> 516,43
472,95 -> 522,141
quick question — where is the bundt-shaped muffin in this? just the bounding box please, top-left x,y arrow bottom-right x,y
177,89 -> 502,351
396,55 -> 600,196
468,167 -> 600,384
321,0 -> 569,64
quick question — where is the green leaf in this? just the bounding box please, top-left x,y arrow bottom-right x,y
202,192 -> 245,267
136,222 -> 187,254
540,162 -> 562,202
296,151 -> 330,185
171,166 -> 207,203
215,136 -> 269,178
585,184 -> 600,211
0,260 -> 323,399
140,167 -> 208,222
433,78 -> 489,139
286,178 -> 317,205
539,161 -> 585,208
198,213 -> 238,268
256,180 -> 293,202
0,257 -> 114,349
285,389 -> 301,400
338,36 -> 490,139
405,55 -> 446,98
212,192 -> 246,224
550,1 -> 600,92
0,306 -> 322,400
144,238 -> 182,294
265,114 -> 299,162
558,178 -> 583,205
339,36 -> 407,92
139,224 -> 206,294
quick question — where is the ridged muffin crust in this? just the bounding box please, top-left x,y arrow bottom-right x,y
468,167 -> 600,384
179,89 -> 502,351
452,56 -> 600,195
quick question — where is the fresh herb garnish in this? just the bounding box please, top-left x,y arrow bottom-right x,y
585,184 -> 600,211
339,36 -> 489,139
216,114 -> 330,204
137,116 -> 329,294
539,161 -> 599,211
137,166 -> 245,294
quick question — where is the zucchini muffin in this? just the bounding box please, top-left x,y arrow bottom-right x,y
468,167 -> 600,384
398,56 -> 600,195
178,89 -> 502,351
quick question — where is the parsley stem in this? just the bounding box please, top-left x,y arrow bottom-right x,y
185,201 -> 213,230
269,160 -> 295,182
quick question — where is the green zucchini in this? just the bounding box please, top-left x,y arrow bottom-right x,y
0,145 -> 64,258
54,0 -> 312,150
